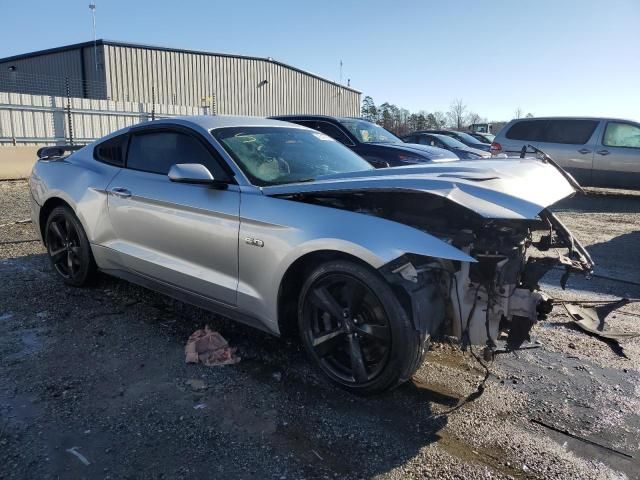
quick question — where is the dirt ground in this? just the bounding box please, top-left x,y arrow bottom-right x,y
1,180 -> 639,480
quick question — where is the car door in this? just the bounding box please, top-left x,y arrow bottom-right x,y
106,126 -> 240,305
591,120 -> 640,188
535,119 -> 600,186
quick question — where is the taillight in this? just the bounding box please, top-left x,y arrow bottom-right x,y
490,142 -> 502,154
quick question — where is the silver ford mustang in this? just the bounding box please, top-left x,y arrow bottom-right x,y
29,116 -> 593,394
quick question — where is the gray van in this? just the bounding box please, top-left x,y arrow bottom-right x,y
491,117 -> 640,189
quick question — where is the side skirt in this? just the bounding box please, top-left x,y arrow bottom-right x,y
100,267 -> 277,336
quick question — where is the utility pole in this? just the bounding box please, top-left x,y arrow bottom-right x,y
89,3 -> 97,73
339,60 -> 343,85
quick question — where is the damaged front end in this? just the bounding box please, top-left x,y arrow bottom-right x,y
381,205 -> 593,352
265,155 -> 594,351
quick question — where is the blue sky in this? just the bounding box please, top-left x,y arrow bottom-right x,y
1,0 -> 638,121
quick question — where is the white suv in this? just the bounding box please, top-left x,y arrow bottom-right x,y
491,117 -> 640,189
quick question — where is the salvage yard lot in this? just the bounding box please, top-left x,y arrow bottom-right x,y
1,179 -> 639,479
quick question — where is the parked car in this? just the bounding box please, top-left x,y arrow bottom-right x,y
467,132 -> 495,144
402,132 -> 491,159
422,129 -> 492,152
491,117 -> 640,189
30,116 -> 592,394
270,115 -> 458,166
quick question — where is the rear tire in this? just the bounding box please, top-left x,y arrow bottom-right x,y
298,259 -> 420,395
45,206 -> 97,287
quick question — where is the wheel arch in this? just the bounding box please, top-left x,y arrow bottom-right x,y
276,249 -> 378,337
39,197 -> 75,240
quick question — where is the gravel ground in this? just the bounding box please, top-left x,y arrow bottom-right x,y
1,179 -> 639,479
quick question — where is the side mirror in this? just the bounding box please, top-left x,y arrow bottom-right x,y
168,163 -> 226,188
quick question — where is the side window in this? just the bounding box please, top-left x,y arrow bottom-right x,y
418,136 -> 437,147
94,133 -> 128,166
505,120 -> 547,141
127,131 -> 229,179
542,120 -> 598,144
314,122 -> 353,146
403,135 -> 416,143
603,122 -> 640,148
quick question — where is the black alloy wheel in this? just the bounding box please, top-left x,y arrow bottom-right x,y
299,260 -> 421,395
45,206 -> 97,286
303,272 -> 391,383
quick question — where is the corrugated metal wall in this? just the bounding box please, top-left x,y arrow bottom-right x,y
0,91 -> 204,146
0,49 -> 88,98
103,45 -> 360,116
0,42 -> 360,117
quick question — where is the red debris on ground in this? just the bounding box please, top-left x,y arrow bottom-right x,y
185,326 -> 240,366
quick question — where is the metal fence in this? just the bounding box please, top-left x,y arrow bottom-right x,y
0,90 -> 206,146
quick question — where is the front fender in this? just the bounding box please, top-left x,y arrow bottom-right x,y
236,193 -> 474,333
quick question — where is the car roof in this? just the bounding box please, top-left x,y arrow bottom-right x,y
271,114 -> 375,124
271,114 -> 339,122
506,116 -> 634,123
149,115 -> 302,130
416,129 -> 454,133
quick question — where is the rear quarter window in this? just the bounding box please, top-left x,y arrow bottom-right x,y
505,120 -> 548,141
93,134 -> 128,166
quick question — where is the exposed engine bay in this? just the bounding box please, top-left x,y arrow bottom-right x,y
282,190 -> 594,351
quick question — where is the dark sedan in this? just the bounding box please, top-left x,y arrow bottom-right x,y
467,132 -> 495,144
402,132 -> 491,160
422,129 -> 492,152
270,115 -> 458,167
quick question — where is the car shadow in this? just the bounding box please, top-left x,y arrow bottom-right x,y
554,192 -> 640,215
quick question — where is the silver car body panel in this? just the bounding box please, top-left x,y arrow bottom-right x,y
262,160 -> 575,220
30,115 -> 589,343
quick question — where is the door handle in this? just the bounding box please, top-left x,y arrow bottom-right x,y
596,149 -> 610,156
110,187 -> 132,198
578,148 -> 591,154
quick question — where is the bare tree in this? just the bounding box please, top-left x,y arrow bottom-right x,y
514,107 -> 523,119
358,95 -> 489,135
467,112 -> 483,126
447,98 -> 467,130
431,111 -> 448,128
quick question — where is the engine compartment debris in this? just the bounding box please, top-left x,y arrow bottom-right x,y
562,300 -> 640,347
290,188 -> 594,350
185,326 -> 240,366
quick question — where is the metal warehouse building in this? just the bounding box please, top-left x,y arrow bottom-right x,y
0,40 -> 360,116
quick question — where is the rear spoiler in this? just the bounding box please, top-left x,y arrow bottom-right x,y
37,145 -> 84,160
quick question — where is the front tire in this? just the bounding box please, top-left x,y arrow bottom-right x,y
45,206 -> 97,287
298,259 -> 420,395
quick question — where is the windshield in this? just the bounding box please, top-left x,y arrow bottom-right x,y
453,131 -> 485,145
432,134 -> 468,149
337,118 -> 401,144
212,126 -> 373,186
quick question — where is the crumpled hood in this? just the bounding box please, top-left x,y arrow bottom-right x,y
262,158 -> 577,220
378,142 -> 458,161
